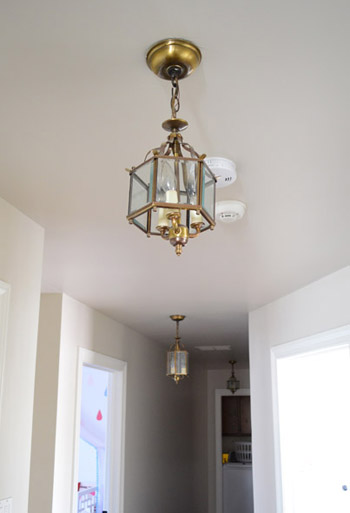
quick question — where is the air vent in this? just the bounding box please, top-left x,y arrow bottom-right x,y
195,345 -> 231,351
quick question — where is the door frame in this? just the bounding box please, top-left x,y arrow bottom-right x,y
215,387 -> 250,513
72,348 -> 127,513
0,280 -> 10,425
271,324 -> 350,512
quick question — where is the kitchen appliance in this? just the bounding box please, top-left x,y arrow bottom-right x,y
223,463 -> 253,513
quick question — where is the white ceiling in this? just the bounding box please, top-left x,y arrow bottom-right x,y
1,0 -> 349,365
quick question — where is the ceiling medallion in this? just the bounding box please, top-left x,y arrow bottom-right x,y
126,38 -> 217,256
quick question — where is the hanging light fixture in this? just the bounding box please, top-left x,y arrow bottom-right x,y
166,315 -> 189,384
227,360 -> 240,394
126,39 -> 217,255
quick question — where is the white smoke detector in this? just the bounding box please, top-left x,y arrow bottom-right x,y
205,157 -> 237,188
216,200 -> 246,223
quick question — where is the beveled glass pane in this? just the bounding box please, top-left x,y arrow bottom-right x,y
167,350 -> 188,376
157,158 -> 179,204
179,192 -> 188,227
150,207 -> 185,235
150,208 -> 160,235
176,351 -> 188,375
150,207 -> 172,235
157,157 -> 201,207
167,351 -> 175,375
202,162 -> 216,221
181,159 -> 200,206
199,216 -> 210,233
188,208 -> 207,235
133,212 -> 148,232
128,159 -> 153,215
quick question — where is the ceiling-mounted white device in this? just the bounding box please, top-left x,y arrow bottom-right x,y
195,345 -> 231,351
216,200 -> 246,223
204,157 -> 237,188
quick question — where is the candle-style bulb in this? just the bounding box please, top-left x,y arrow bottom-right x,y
183,161 -> 203,226
159,160 -> 178,203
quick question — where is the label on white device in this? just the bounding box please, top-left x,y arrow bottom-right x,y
0,497 -> 12,513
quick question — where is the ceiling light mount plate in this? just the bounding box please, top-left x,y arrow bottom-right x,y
170,314 -> 186,322
146,38 -> 202,80
195,345 -> 232,351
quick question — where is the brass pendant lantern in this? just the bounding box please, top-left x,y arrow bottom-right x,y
166,315 -> 189,384
127,39 -> 217,256
227,360 -> 240,394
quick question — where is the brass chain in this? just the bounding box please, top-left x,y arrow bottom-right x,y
170,75 -> 180,118
175,318 -> 180,340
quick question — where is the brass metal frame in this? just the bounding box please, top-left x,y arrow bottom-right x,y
127,38 -> 216,255
127,153 -> 216,249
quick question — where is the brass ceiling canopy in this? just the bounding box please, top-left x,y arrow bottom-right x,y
146,38 -> 202,80
127,38 -> 216,255
170,314 -> 186,322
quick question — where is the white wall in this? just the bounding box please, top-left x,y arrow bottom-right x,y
31,293 -> 194,513
249,266 -> 350,513
189,361 -> 209,513
29,294 -> 62,512
0,197 -> 44,512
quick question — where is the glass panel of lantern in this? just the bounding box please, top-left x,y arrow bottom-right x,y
166,350 -> 175,376
176,350 -> 189,376
155,158 -> 177,231
157,157 -> 202,206
156,157 -> 205,224
129,156 -> 216,235
150,207 -> 160,235
202,161 -> 216,223
128,159 -> 153,218
166,348 -> 189,377
134,212 -> 148,232
156,158 -> 176,204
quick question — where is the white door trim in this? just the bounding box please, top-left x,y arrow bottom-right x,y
271,324 -> 350,512
215,388 -> 250,513
0,280 -> 11,426
72,348 -> 127,513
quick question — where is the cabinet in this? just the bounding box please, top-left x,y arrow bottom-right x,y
222,396 -> 251,436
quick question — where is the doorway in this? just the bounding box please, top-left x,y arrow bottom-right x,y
77,365 -> 110,513
72,349 -> 127,513
0,280 -> 10,424
271,326 -> 350,512
215,388 -> 251,513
